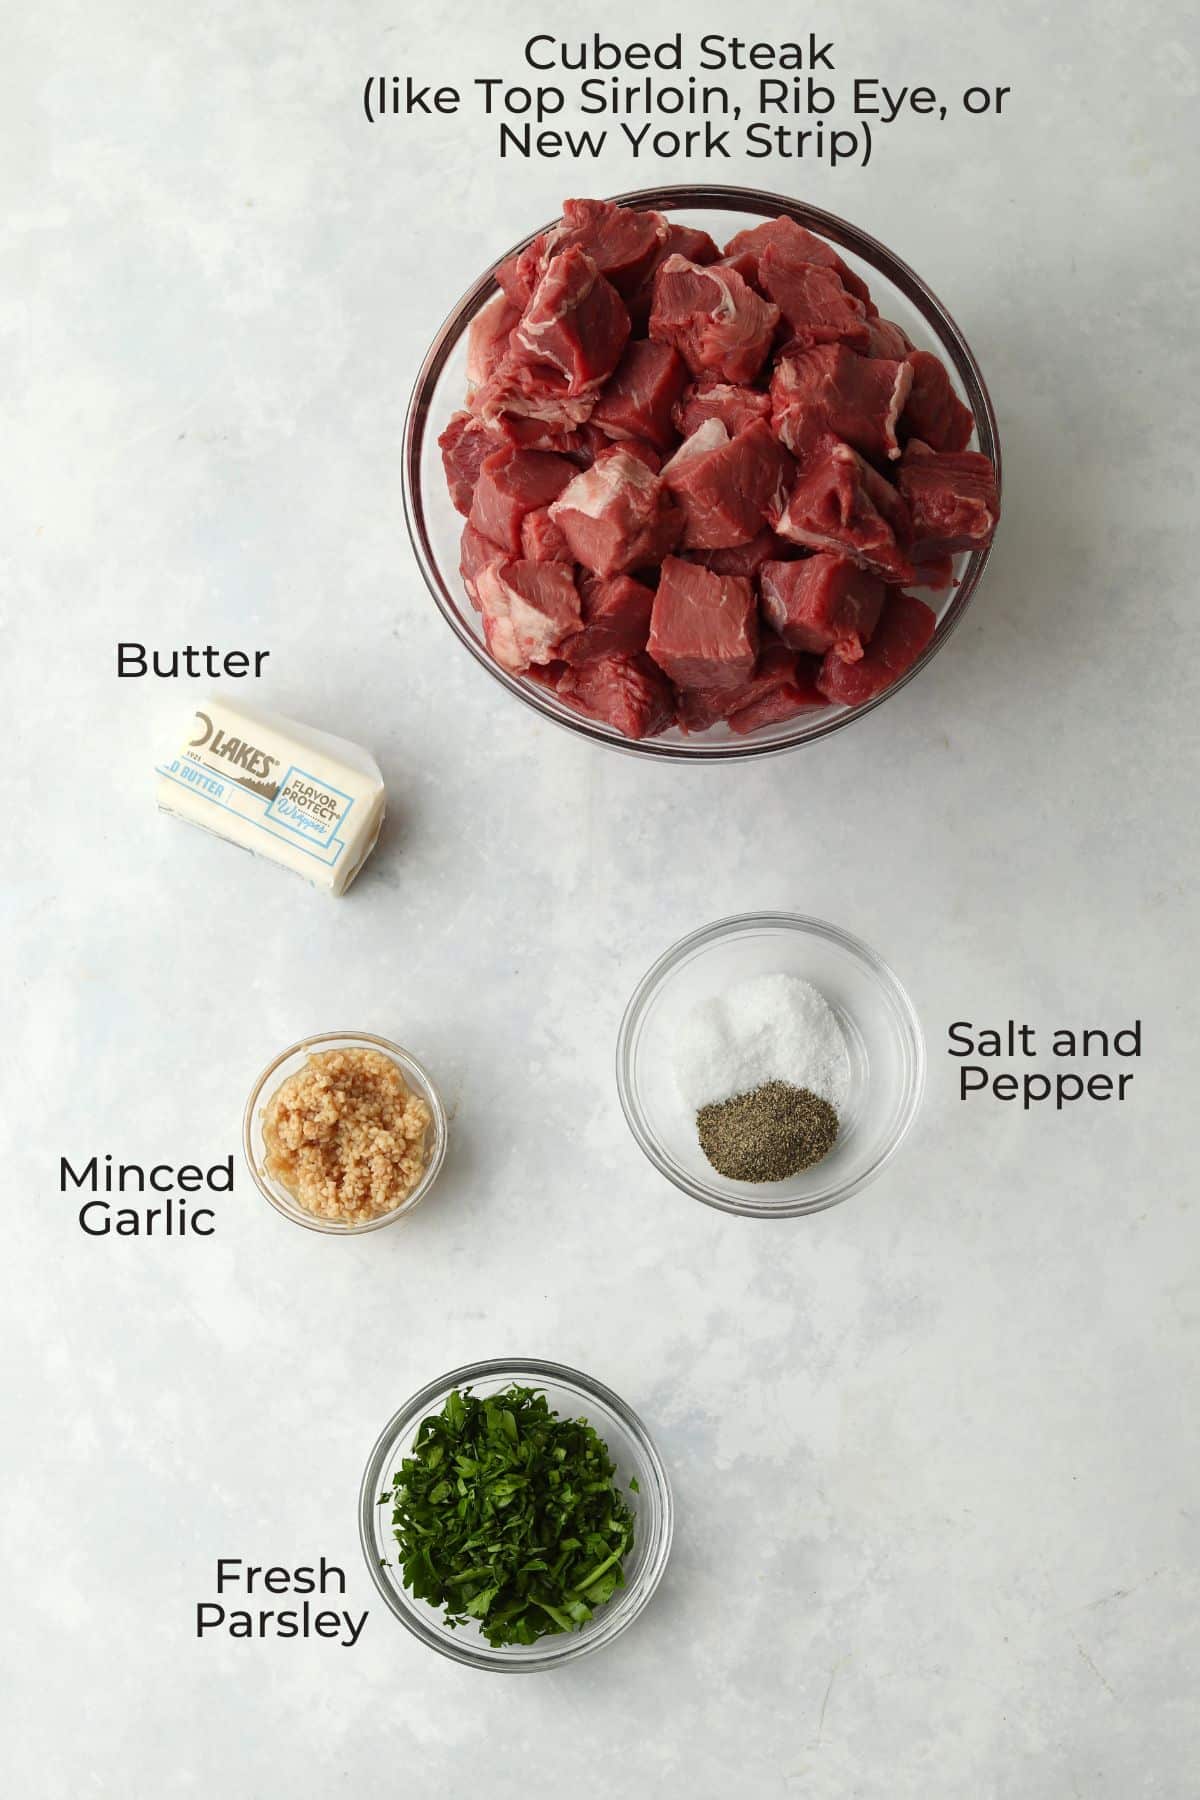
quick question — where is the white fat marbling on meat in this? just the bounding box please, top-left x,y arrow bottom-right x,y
883,359 -> 915,457
662,416 -> 729,478
549,451 -> 657,522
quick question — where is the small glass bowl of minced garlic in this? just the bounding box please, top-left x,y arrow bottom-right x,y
243,1032 -> 448,1233
616,912 -> 925,1219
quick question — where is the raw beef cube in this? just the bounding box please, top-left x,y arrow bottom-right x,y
495,232 -> 553,309
648,556 -> 758,691
715,248 -> 767,290
912,552 -> 956,591
549,447 -> 681,576
524,659 -> 567,693
759,248 -> 870,352
864,316 -> 912,360
728,666 -> 829,734
557,652 -> 675,739
760,554 -> 885,662
477,249 -> 630,433
773,440 -> 915,583
562,574 -> 655,666
901,350 -> 975,452
897,440 -> 1000,557
459,521 -> 502,611
556,197 -> 668,296
675,639 -> 827,733
661,221 -> 721,266
510,247 -> 630,397
684,526 -> 798,579
613,437 -> 663,473
520,506 -> 572,564
439,411 -> 494,516
674,379 -> 772,438
816,591 -> 937,706
674,639 -> 791,731
770,343 -> 913,463
591,340 -> 688,450
474,365 -> 595,434
650,255 -> 780,384
723,216 -> 873,306
499,198 -> 668,307
468,446 -> 576,554
628,221 -> 722,329
475,559 -> 581,672
466,292 -> 520,390
479,412 -> 588,454
663,418 -> 794,550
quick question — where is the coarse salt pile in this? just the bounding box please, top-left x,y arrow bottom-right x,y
673,973 -> 850,1115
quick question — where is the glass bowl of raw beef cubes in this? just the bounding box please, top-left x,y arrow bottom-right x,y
409,186 -> 1001,758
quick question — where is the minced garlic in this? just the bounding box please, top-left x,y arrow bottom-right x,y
262,1048 -> 431,1224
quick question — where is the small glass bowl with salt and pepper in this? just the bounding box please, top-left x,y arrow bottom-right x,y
615,913 -> 925,1219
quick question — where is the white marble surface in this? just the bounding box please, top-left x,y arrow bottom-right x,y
4,1 -> 1199,1794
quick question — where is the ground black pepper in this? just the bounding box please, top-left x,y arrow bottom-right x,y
696,1080 -> 839,1182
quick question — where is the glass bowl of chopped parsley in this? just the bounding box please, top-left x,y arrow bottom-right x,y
359,1359 -> 673,1669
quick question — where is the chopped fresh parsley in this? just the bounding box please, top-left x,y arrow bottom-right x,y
381,1384 -> 636,1647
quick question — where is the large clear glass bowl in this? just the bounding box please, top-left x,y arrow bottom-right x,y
404,183 -> 1001,760
359,1357 -> 673,1670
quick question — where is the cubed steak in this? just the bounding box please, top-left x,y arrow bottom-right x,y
440,411 -> 494,516
901,350 -> 975,452
759,247 -> 870,353
475,559 -> 581,673
562,574 -> 656,666
728,650 -> 829,735
468,447 -> 576,555
770,343 -> 913,464
760,555 -> 885,663
479,414 -> 589,455
912,552 -> 955,591
549,447 -> 680,577
677,640 -> 826,733
459,521 -> 501,611
466,292 -> 520,389
476,248 -> 630,432
590,340 -> 689,450
509,246 -> 630,397
773,440 -> 915,583
648,556 -> 758,691
556,651 -> 675,739
663,418 -> 794,550
897,440 -> 1000,557
649,255 -> 780,384
443,198 -> 1001,741
684,525 -> 797,579
816,591 -> 937,706
864,316 -> 912,360
629,221 -> 722,330
497,197 -> 668,307
716,248 -> 766,290
674,379 -> 773,438
723,216 -> 873,307
520,506 -> 572,564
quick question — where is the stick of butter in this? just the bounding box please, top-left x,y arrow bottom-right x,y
156,696 -> 386,895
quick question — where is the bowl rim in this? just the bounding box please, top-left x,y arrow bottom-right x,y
615,910 -> 927,1217
241,1030 -> 448,1235
358,1355 -> 674,1671
404,181 -> 1001,761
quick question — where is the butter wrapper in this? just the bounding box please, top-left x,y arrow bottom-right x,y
156,696 -> 385,895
